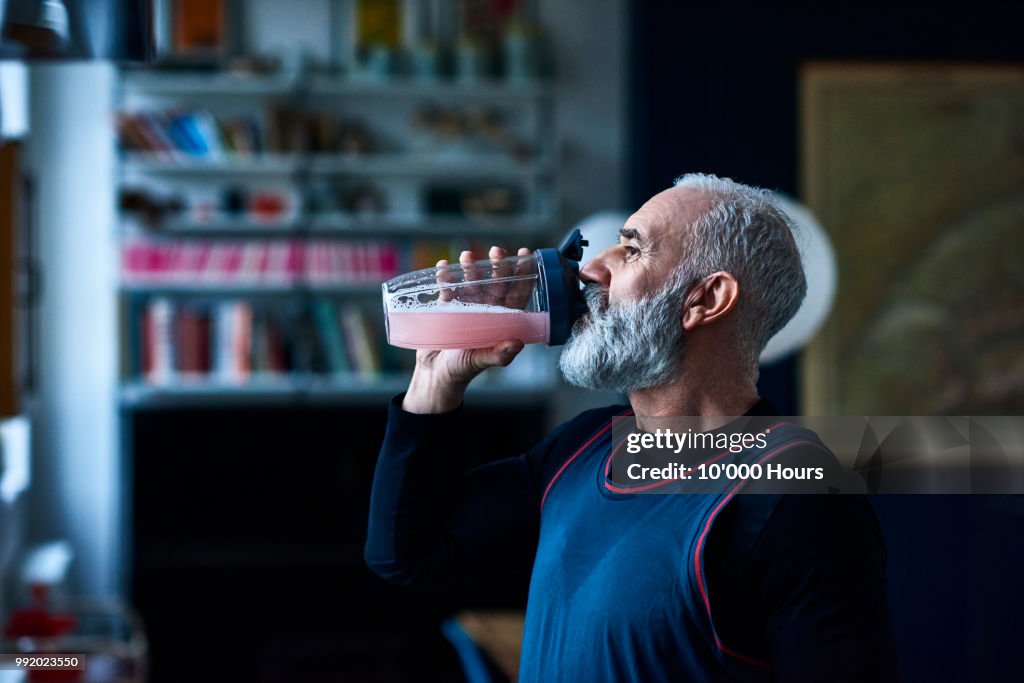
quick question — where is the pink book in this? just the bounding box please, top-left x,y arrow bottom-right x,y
202,243 -> 226,283
222,243 -> 244,282
265,242 -> 288,283
312,242 -> 328,284
365,242 -> 381,282
254,242 -> 271,280
168,242 -> 187,282
338,243 -> 355,283
286,242 -> 303,283
381,244 -> 397,279
154,244 -> 172,281
122,240 -> 145,281
179,242 -> 204,280
195,244 -> 213,277
352,244 -> 366,283
237,242 -> 262,283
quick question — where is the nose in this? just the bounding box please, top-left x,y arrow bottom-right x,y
578,247 -> 613,286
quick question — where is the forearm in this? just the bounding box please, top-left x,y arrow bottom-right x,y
364,395 -> 464,585
364,395 -> 541,588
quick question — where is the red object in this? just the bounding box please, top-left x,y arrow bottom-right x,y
248,191 -> 287,220
4,584 -> 82,681
5,584 -> 76,639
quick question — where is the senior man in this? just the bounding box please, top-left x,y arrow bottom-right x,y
365,174 -> 898,682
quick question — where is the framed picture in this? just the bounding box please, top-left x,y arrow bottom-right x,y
800,63 -> 1024,415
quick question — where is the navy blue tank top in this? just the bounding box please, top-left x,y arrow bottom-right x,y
518,413 -> 825,682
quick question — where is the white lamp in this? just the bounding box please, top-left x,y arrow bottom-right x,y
760,194 -> 836,364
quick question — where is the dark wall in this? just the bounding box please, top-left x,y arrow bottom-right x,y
629,3 -> 1024,681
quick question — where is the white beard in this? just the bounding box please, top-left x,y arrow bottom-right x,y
558,279 -> 689,393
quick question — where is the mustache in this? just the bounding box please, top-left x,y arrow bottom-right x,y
582,283 -> 610,315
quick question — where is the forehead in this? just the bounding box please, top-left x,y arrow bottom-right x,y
623,186 -> 711,245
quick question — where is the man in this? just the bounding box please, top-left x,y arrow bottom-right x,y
365,174 -> 898,681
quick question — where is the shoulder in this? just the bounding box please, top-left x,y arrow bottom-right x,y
542,403 -> 630,450
525,403 -> 630,483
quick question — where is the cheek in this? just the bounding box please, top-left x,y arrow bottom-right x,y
611,269 -> 657,304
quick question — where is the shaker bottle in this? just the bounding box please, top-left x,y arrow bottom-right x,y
382,230 -> 588,350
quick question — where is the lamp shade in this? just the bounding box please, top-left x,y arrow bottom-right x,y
0,0 -> 153,61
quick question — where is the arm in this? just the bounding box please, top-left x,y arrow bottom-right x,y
364,394 -> 553,587
365,244 -> 540,587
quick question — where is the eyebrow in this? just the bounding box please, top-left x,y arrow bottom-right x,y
619,227 -> 647,246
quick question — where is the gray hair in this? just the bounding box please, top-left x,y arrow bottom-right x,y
672,173 -> 807,371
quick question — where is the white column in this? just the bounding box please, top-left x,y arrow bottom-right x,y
26,63 -> 120,597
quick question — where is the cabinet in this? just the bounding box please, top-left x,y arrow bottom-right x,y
115,67 -> 560,408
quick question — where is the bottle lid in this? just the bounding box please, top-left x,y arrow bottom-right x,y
537,229 -> 588,346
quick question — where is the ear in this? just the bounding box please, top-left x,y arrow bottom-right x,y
681,272 -> 740,331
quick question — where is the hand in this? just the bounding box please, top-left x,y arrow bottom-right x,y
402,245 -> 530,414
438,245 -> 537,310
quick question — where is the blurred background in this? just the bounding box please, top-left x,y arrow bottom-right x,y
0,0 -> 1022,681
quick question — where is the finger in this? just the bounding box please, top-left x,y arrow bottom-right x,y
506,246 -> 536,309
468,339 -> 525,372
436,259 -> 454,302
487,244 -> 512,306
458,249 -> 481,302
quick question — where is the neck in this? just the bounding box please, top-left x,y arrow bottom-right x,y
627,362 -> 759,430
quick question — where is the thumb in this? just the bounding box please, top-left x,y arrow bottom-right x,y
470,340 -> 526,371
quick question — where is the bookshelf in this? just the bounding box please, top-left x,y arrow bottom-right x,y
115,66 -> 559,406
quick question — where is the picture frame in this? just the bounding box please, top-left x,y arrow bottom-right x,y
800,63 -> 1024,415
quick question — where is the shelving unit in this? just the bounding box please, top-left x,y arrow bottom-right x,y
119,283 -> 383,295
115,64 -> 559,407
116,3 -> 563,680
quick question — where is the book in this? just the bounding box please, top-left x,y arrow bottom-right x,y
166,111 -> 206,155
312,297 -> 350,376
175,304 -> 211,377
339,304 -> 381,378
191,109 -> 227,158
213,301 -> 252,383
142,297 -> 175,384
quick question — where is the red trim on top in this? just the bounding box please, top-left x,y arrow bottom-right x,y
539,409 -> 633,511
693,438 -> 831,671
602,422 -> 793,494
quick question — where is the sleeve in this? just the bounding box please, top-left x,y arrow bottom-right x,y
363,393 -> 572,588
752,495 -> 900,682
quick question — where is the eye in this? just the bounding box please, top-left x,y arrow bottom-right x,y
623,244 -> 640,259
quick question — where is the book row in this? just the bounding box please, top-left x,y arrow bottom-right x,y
116,104 -> 533,159
122,239 -> 401,285
131,297 -> 407,384
117,109 -> 265,157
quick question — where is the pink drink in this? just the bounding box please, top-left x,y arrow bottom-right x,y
387,307 -> 550,349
